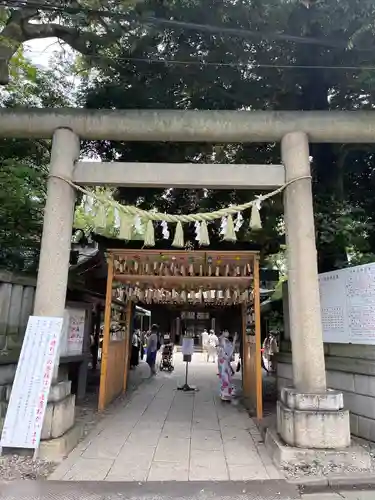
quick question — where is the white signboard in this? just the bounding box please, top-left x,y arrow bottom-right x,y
0,316 -> 62,450
319,262 -> 375,344
60,308 -> 86,356
182,337 -> 194,356
66,308 -> 86,355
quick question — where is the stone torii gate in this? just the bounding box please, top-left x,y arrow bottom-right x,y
2,108 -> 374,459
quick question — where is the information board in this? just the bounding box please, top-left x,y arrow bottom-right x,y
60,308 -> 86,356
66,308 -> 86,355
0,316 -> 63,450
319,262 -> 375,344
182,337 -> 194,356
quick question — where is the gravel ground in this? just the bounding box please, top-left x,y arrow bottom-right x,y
0,455 -> 56,480
0,363 -> 149,482
282,436 -> 375,480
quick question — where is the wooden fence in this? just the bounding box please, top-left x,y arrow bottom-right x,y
0,271 -> 36,356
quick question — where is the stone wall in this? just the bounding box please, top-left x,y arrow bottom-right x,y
277,341 -> 375,442
0,271 -> 36,356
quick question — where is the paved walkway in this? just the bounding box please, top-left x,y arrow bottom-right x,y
51,353 -> 282,482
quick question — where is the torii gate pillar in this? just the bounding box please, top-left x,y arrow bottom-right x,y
275,131 -> 350,449
34,128 -> 79,317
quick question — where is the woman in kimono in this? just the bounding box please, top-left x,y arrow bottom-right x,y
217,332 -> 237,402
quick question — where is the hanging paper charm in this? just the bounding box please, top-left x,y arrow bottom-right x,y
234,212 -> 244,232
250,195 -> 263,230
223,215 -> 237,242
194,221 -> 201,241
161,221 -> 170,239
220,216 -> 227,236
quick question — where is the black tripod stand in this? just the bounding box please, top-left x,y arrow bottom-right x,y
178,354 -> 196,391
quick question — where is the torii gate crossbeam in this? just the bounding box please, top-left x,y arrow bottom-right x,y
0,108 -> 375,142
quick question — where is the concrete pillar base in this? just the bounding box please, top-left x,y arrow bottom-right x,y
39,423 -> 83,462
277,387 -> 351,449
265,427 -> 371,470
38,379 -> 82,461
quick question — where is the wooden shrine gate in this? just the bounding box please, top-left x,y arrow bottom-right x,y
98,249 -> 263,419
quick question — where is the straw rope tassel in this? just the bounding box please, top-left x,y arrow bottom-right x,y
199,220 -> 210,246
172,221 -> 185,248
144,220 -> 155,247
223,215 -> 236,242
118,214 -> 133,241
95,204 -> 107,230
250,203 -> 262,230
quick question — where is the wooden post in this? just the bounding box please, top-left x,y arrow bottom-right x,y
98,253 -> 114,411
123,300 -> 132,392
253,255 -> 263,420
241,303 -> 250,400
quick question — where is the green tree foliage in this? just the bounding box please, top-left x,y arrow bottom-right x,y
2,0 -> 375,272
0,50 -> 74,272
77,0 -> 375,271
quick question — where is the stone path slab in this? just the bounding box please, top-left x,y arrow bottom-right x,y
50,352 -> 281,482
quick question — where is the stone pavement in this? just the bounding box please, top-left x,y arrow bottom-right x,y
50,352 -> 282,482
302,491 -> 375,500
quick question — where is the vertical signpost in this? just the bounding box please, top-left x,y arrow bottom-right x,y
0,316 -> 62,455
178,335 -> 195,392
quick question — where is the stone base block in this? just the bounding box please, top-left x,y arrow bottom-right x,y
277,387 -> 350,449
42,394 -> 75,440
38,423 -> 83,463
265,427 -> 371,470
277,400 -> 350,449
280,386 -> 344,411
48,380 -> 72,403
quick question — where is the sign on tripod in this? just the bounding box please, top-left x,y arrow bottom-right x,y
182,337 -> 194,360
0,316 -> 63,451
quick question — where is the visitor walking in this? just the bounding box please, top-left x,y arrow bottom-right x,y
130,329 -> 140,368
218,333 -> 237,402
146,324 -> 159,375
201,328 -> 209,355
207,329 -> 218,363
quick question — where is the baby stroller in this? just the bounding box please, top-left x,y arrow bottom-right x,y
159,334 -> 174,372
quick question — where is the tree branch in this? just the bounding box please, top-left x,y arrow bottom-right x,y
0,8 -> 122,84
